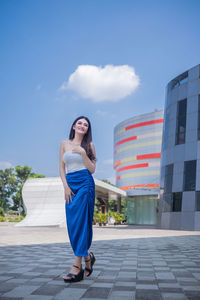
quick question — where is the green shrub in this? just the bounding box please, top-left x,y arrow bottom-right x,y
93,211 -> 98,224
111,212 -> 125,224
7,210 -> 18,215
96,212 -> 108,224
8,216 -> 24,222
0,216 -> 6,222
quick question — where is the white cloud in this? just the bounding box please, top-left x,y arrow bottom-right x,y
60,64 -> 140,102
0,161 -> 12,170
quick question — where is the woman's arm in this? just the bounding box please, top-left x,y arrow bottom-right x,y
72,142 -> 96,174
59,141 -> 75,203
59,141 -> 69,189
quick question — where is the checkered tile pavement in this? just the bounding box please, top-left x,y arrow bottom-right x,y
0,230 -> 200,299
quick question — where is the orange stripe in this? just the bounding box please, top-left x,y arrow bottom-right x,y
115,136 -> 137,147
114,160 -> 121,169
114,152 -> 161,169
120,183 -> 159,190
117,163 -> 149,173
125,119 -> 164,131
137,152 -> 161,160
116,175 -> 120,181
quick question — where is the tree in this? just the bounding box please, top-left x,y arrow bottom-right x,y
101,179 -> 115,187
101,179 -> 125,214
0,168 -> 17,211
0,165 -> 45,214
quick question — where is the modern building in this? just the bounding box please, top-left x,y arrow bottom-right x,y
114,110 -> 164,225
159,64 -> 200,230
15,176 -> 126,227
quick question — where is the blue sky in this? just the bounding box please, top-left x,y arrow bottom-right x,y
0,0 -> 200,184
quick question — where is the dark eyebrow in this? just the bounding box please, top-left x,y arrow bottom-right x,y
77,120 -> 88,126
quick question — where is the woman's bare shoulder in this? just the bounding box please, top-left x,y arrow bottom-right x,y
61,139 -> 70,144
60,139 -> 70,151
60,139 -> 68,145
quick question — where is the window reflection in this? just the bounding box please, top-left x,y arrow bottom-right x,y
172,192 -> 182,211
176,99 -> 187,145
183,160 -> 196,191
164,164 -> 173,193
171,72 -> 188,89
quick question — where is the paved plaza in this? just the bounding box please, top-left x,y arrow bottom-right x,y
0,223 -> 200,300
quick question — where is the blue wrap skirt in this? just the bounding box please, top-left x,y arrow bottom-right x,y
65,168 -> 95,257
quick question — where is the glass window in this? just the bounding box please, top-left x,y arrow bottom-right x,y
183,160 -> 197,191
164,164 -> 173,193
196,191 -> 200,211
180,77 -> 188,85
160,166 -> 165,190
172,192 -> 182,211
198,95 -> 200,140
178,98 -> 187,116
162,164 -> 174,212
162,193 -> 172,212
176,99 -> 187,145
171,72 -> 188,90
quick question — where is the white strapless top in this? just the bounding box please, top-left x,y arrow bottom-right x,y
62,150 -> 86,173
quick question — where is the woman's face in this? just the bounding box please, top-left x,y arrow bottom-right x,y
73,118 -> 89,135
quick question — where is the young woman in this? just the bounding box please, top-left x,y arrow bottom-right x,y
59,116 -> 96,283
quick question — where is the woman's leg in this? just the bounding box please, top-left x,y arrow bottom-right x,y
63,256 -> 83,280
84,253 -> 91,276
84,252 -> 96,276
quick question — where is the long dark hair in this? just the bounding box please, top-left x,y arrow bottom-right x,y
69,116 -> 96,161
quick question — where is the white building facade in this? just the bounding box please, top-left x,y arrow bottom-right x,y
16,176 -> 126,227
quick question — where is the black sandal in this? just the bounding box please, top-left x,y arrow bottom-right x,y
84,252 -> 96,277
63,264 -> 84,282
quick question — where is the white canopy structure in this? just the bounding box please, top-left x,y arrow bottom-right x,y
15,176 -> 126,227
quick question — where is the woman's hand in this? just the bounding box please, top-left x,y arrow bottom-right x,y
64,185 -> 75,204
72,146 -> 86,155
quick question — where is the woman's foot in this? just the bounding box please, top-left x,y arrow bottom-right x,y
63,264 -> 84,282
84,252 -> 96,277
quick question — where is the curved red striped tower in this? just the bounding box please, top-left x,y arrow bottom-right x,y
114,110 -> 164,224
